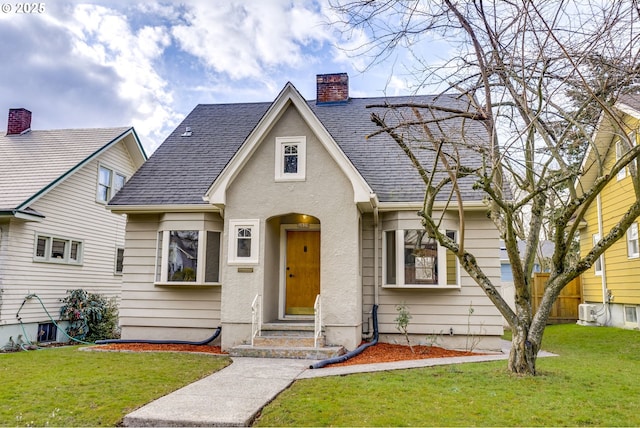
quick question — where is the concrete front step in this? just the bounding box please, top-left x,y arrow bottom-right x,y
261,322 -> 314,332
253,335 -> 323,348
229,344 -> 345,360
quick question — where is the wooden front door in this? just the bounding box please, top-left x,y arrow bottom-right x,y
285,230 -> 320,316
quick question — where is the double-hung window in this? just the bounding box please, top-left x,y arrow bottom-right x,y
97,165 -> 127,203
155,230 -> 221,283
384,229 -> 458,287
34,234 -> 83,265
616,141 -> 627,181
628,223 -> 639,258
593,233 -> 603,275
275,137 -> 306,181
228,220 -> 260,264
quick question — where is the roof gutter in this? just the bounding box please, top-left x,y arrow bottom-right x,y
377,200 -> 488,212
0,209 -> 45,222
106,204 -> 222,215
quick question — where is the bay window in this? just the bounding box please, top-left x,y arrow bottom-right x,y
384,229 -> 459,287
155,230 -> 221,284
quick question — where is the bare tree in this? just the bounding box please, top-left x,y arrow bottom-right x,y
330,0 -> 640,374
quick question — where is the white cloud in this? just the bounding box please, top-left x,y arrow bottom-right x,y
172,0 -> 332,82
60,4 -> 179,151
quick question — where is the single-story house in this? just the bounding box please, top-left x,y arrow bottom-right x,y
108,73 -> 504,356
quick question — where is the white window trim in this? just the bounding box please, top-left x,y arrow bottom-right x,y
616,140 -> 626,181
34,234 -> 83,265
275,136 -> 306,181
382,229 -> 460,289
593,233 -> 603,275
96,163 -> 127,204
155,230 -> 221,285
228,219 -> 260,265
628,223 -> 639,259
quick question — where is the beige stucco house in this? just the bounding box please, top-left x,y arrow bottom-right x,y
0,108 -> 146,347
108,74 -> 503,356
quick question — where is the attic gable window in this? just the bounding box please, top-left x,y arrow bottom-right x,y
275,136 -> 306,181
97,164 -> 127,203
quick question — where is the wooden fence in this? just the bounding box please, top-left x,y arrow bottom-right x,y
532,273 -> 582,323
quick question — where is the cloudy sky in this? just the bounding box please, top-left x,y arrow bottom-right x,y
0,0 -> 450,154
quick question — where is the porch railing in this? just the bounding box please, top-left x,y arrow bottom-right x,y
313,294 -> 322,348
251,294 -> 262,346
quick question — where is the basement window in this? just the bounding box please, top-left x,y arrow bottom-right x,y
37,322 -> 57,342
624,305 -> 638,326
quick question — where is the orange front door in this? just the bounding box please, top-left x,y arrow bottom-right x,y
285,230 -> 320,315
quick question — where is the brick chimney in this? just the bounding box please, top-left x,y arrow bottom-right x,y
316,73 -> 349,104
7,108 -> 32,135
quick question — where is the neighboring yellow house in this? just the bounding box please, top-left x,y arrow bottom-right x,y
578,94 -> 640,329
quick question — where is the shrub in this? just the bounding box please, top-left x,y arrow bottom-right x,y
59,289 -> 120,342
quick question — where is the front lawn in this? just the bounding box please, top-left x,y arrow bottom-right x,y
255,324 -> 640,426
0,346 -> 230,426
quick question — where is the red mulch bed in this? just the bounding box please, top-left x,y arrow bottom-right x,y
94,343 -> 227,354
92,342 -> 479,366
329,343 -> 479,367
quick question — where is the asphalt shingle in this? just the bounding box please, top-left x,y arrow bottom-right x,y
0,127 -> 131,210
110,93 -> 491,206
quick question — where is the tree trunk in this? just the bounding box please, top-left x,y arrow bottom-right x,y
508,324 -> 538,375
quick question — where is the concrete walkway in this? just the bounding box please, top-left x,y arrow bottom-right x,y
123,343 -> 556,427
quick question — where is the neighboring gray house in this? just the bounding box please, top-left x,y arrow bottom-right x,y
108,74 -> 504,356
0,108 -> 146,347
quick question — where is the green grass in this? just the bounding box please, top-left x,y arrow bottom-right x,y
0,346 -> 230,426
255,324 -> 640,426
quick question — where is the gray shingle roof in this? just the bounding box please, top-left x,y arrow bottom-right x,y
110,93 -> 490,206
0,127 -> 132,210
618,93 -> 640,112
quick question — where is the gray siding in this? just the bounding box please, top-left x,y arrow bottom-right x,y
118,213 -> 222,342
362,210 -> 503,342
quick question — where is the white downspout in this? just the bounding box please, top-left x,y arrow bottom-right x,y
596,194 -> 608,323
370,194 -> 379,306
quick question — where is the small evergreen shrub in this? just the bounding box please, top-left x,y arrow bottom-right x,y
59,289 -> 120,342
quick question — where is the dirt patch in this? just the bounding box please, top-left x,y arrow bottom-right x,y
93,343 -> 227,354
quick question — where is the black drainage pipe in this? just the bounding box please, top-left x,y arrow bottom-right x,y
310,305 -> 378,369
95,326 -> 221,346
